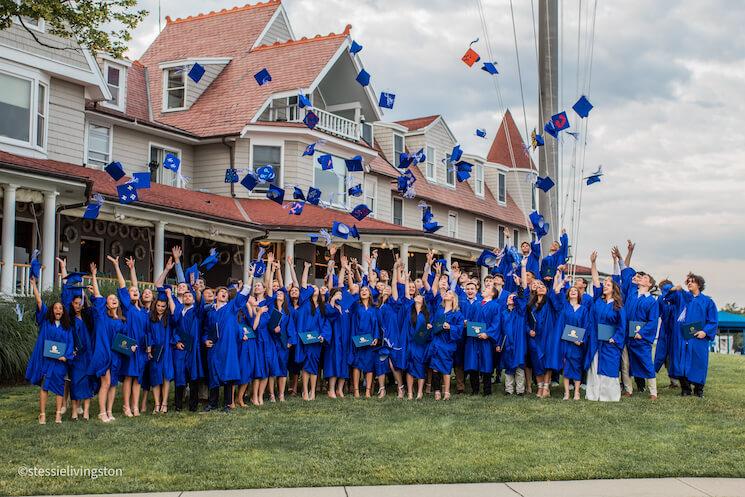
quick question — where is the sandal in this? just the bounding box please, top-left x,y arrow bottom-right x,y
397,385 -> 405,399
98,413 -> 110,423
443,392 -> 451,401
434,391 -> 442,401
107,411 -> 116,421
38,413 -> 46,425
55,411 -> 63,424
152,405 -> 161,415
132,407 -> 140,417
378,387 -> 386,399
161,405 -> 168,414
123,406 -> 133,418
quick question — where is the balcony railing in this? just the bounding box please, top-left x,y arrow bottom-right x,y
270,105 -> 361,141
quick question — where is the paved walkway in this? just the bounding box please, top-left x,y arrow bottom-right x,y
41,478 -> 745,497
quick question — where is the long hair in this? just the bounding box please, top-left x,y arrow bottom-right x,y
149,300 -> 170,326
527,289 -> 546,313
45,302 -> 72,330
609,280 -> 623,311
410,300 -> 430,327
274,293 -> 289,314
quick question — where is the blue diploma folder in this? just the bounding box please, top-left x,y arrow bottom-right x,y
111,333 -> 135,356
176,330 -> 192,351
597,324 -> 615,342
44,340 -> 66,359
352,334 -> 374,347
561,325 -> 586,343
432,317 -> 447,335
241,325 -> 256,340
267,309 -> 282,331
680,321 -> 703,340
413,324 -> 431,345
300,332 -> 322,345
151,343 -> 164,362
628,321 -> 646,337
466,321 -> 487,338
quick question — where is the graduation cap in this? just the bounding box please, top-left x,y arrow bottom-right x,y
350,40 -> 363,55
188,63 -> 205,83
551,111 -> 570,132
345,155 -> 364,172
200,248 -> 219,271
225,168 -> 239,183
356,69 -> 371,87
104,161 -> 125,181
529,211 -> 550,239
573,95 -> 593,118
317,154 -> 333,170
475,128 -> 487,138
379,92 -> 395,109
413,148 -> 426,164
307,187 -> 322,205
423,221 -> 442,233
287,201 -> 304,215
256,165 -> 276,182
298,93 -> 312,109
331,221 -> 351,239
254,68 -> 272,86
131,171 -> 151,189
476,249 -> 499,268
348,183 -> 363,197
266,184 -> 285,205
156,286 -> 171,302
184,263 -> 200,285
63,271 -> 86,286
349,225 -> 360,240
481,62 -> 499,75
450,144 -> 463,163
83,193 -> 104,220
302,142 -> 316,157
303,110 -> 319,130
462,47 -> 480,67
544,120 -> 559,139
456,161 -> 473,182
585,165 -> 603,185
240,172 -> 259,192
421,204 -> 434,222
350,203 -> 372,221
398,152 -> 414,169
163,153 -> 180,172
308,233 -> 320,243
293,186 -> 306,201
116,183 -> 138,204
531,129 -> 545,149
29,250 -> 41,281
535,176 -> 555,192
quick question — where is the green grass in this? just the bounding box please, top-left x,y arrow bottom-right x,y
1,355 -> 745,495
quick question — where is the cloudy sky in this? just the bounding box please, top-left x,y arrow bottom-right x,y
126,0 -> 745,306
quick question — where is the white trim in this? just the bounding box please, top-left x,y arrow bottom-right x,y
83,109 -> 204,144
497,171 -> 507,205
0,62 -> 49,154
445,158 -> 456,188
391,196 -> 404,226
313,150 -> 349,210
162,66 -> 187,112
101,60 -> 126,112
326,102 -> 362,112
474,162 -> 484,197
392,132 -> 404,164
425,145 -> 436,182
12,13 -> 45,33
148,141 -> 183,188
250,4 -> 296,49
158,58 -> 232,69
97,53 -> 132,67
249,139 -> 285,192
84,120 -> 113,169
240,124 -> 378,157
401,116 -> 459,145
447,210 -> 458,239
475,217 -> 484,245
374,121 -> 408,133
364,174 -> 377,218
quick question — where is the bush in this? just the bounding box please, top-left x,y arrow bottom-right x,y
0,294 -> 40,383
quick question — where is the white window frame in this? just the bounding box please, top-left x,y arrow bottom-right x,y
498,225 -> 506,248
361,121 -> 374,145
102,61 -> 126,112
497,171 -> 507,204
162,66 -> 187,112
84,121 -> 112,169
250,140 -> 285,193
393,132 -> 404,162
35,80 -> 46,148
364,175 -> 377,218
474,163 -> 484,196
447,211 -> 458,238
513,229 -> 519,246
475,218 -> 484,245
0,62 -> 49,153
313,151 -> 349,209
149,141 -> 183,188
531,182 -> 537,210
392,197 -> 404,226
425,145 -> 436,181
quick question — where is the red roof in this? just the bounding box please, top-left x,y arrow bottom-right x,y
486,110 -> 536,170
394,115 -> 440,131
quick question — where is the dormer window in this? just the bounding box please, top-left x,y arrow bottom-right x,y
164,67 -> 186,111
393,132 -> 404,162
102,61 -> 126,111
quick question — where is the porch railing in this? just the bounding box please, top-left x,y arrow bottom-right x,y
274,106 -> 361,141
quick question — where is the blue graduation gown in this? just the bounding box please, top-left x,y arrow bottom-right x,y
323,304 -> 351,379
380,296 -> 407,370
655,287 -> 679,374
457,286 -> 482,371
68,314 -> 94,400
252,297 -> 275,379
585,285 -> 627,377
624,289 -> 660,379
403,304 -> 430,379
464,299 -> 501,374
540,233 -> 568,279
426,307 -> 464,375
203,292 -> 247,388
117,287 -> 149,383
666,290 -> 718,385
270,307 -> 291,376
348,302 -> 381,373
498,292 -> 528,374
147,316 -> 174,385
25,304 -> 74,396
237,313 -> 260,384
526,296 -> 560,375
552,289 -> 592,381
87,297 -> 125,387
171,301 -> 204,387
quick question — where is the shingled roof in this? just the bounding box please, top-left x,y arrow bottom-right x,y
486,109 -> 536,170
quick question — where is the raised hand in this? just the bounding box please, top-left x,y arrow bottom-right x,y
303,261 -> 312,269
89,262 -> 97,276
590,251 -> 598,264
165,256 -> 175,271
329,245 -> 337,257
106,255 -> 119,266
55,257 -> 66,269
286,255 -> 294,265
171,245 -> 182,261
125,256 -> 135,269
267,252 -> 275,264
433,262 -> 442,274
627,239 -> 635,252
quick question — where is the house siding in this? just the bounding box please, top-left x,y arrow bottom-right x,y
47,78 -> 85,165
422,120 -> 456,185
373,125 -> 394,163
192,142 -> 230,195
258,11 -> 292,45
0,22 -> 89,70
185,63 -> 227,108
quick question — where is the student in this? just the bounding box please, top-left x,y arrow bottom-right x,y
655,279 -> 681,388
236,294 -> 258,408
323,255 -> 354,399
386,258 -> 412,398
526,278 -> 560,398
147,286 -> 176,413
25,276 -> 74,424
268,285 -> 292,401
376,269 -> 406,398
507,230 -> 540,279
258,259 -> 284,403
349,285 -> 381,398
552,273 -> 592,400
87,262 -> 126,422
125,256 -> 156,416
403,291 -> 431,400
170,280 -> 204,412
285,255 -> 304,396
540,230 -> 569,283
585,252 -> 626,402
665,273 -> 718,397
498,261 -> 529,395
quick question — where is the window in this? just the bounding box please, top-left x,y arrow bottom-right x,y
252,145 -> 282,193
446,160 -> 455,186
531,183 -> 537,210
474,163 -> 484,196
361,122 -> 374,145
476,219 -> 484,245
164,67 -> 186,110
86,123 -> 111,168
364,176 -> 376,216
513,229 -> 519,246
314,153 -> 348,208
105,63 -> 124,109
150,144 -> 181,187
448,211 -> 458,238
498,172 -> 506,203
393,133 -> 404,162
392,197 -> 403,226
499,226 -> 506,248
426,145 -> 435,180
0,70 -> 47,149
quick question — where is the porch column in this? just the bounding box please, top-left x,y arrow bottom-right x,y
444,251 -> 452,273
400,242 -> 410,274
41,191 -> 57,291
284,239 -> 295,284
361,241 -> 372,272
153,221 -> 166,280
243,237 -> 252,282
1,184 -> 17,295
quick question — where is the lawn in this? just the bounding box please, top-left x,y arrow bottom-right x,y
1,354 -> 744,496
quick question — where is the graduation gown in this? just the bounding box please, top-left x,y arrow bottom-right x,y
464,298 -> 501,374
60,286 -> 94,399
147,316 -> 175,385
237,313 -> 260,384
348,302 -> 382,373
323,303 -> 351,379
498,291 -> 528,374
253,297 -> 276,379
87,297 -> 125,387
624,289 -> 660,379
202,292 -> 247,388
117,287 -> 149,383
552,289 -> 592,381
171,300 -> 204,387
665,290 -> 718,385
655,287 -> 679,374
269,306 -> 292,376
526,296 -> 561,375
25,304 -> 74,396
403,304 -> 430,380
585,286 -> 627,378
426,307 -> 464,375
376,298 -> 403,376
540,233 -> 568,280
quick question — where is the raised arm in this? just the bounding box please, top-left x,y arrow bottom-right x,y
286,255 -> 299,288
107,255 -> 127,289
520,256 -> 528,290
90,262 -> 101,298
590,251 -> 600,288
264,252 -> 274,292
154,256 -> 174,288
165,286 -> 176,314
391,257 -> 400,301
30,275 -> 42,311
125,256 -> 138,288
274,260 -> 284,289
56,257 -> 68,280
624,239 -> 635,268
172,245 -> 185,284
300,260 -> 311,289
422,249 -> 434,292
338,255 -> 347,290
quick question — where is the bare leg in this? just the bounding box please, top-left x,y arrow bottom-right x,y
328,377 -> 337,398
377,375 -> 386,398
106,386 -> 116,419
71,399 -> 80,420
251,380 -> 260,405
443,373 -> 451,400
268,377 -> 276,401
417,379 -> 425,399
237,383 -> 249,407
390,361 -> 404,399
161,381 -> 170,412
39,389 -> 48,423
140,388 -> 148,413
563,377 -> 570,400
98,371 -> 110,421
289,373 -> 298,395
278,376 -> 287,401
364,372 -> 373,398
309,374 -> 318,400
352,369 -> 361,397
302,371 -> 310,400
258,378 -> 268,405
573,380 -> 582,400
406,373 -> 414,400
131,380 -> 141,416
122,377 -> 133,416
525,367 -> 533,394
83,399 -> 90,420
336,378 -> 346,398
152,385 -> 162,413
55,395 -> 64,423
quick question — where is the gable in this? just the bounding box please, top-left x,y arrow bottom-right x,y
253,4 -> 294,47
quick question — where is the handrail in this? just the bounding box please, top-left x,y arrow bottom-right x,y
278,106 -> 361,141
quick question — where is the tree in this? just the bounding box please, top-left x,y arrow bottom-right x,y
0,0 -> 148,58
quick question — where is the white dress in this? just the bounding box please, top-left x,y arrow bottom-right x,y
585,351 -> 621,402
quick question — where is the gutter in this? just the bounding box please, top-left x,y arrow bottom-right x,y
222,136 -> 237,198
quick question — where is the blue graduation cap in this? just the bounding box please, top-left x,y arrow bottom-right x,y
184,263 -> 200,285
481,62 -> 499,75
63,271 -> 86,285
116,183 -> 138,204
551,111 -> 570,132
413,148 -> 426,164
421,205 -> 434,223
434,258 -> 449,273
317,154 -> 333,170
298,93 -> 312,109
350,203 -> 372,221
163,153 -> 180,172
83,193 -> 103,220
256,165 -> 276,182
225,168 -> 239,183
544,120 -> 559,139
476,128 -> 487,138
287,201 -> 304,215
131,171 -> 151,189
252,259 -> 267,277
345,155 -> 364,172
350,40 -> 363,55
266,184 -> 285,205
104,161 -> 125,181
356,69 -> 370,87
303,110 -> 319,129
200,248 -> 219,271
331,221 -> 351,239
531,129 -> 545,149
240,172 -> 258,192
423,221 -> 442,233
349,225 -> 360,240
307,187 -> 322,205
308,233 -> 320,243
529,211 -> 550,239
254,68 -> 272,86
302,143 -> 316,157
293,186 -> 306,200
398,152 -> 414,169
456,161 -> 473,182
188,63 -> 205,83
348,184 -> 363,197
573,95 -> 593,118
535,176 -> 555,192
29,250 -> 41,281
476,249 -> 499,268
585,165 -> 603,186
450,144 -> 463,163
379,92 -> 395,109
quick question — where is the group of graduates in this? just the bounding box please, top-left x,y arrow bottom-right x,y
25,233 -> 719,424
